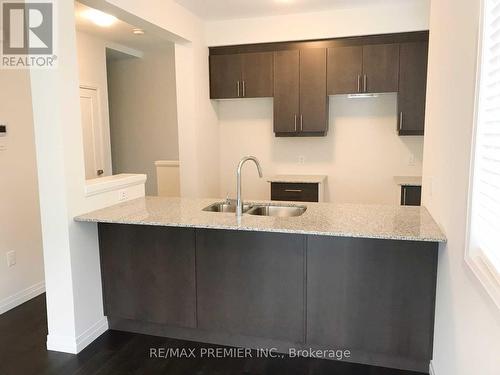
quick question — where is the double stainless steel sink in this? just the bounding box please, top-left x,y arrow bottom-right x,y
207,156 -> 306,218
202,201 -> 307,217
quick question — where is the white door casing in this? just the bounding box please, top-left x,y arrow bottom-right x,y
80,85 -> 105,179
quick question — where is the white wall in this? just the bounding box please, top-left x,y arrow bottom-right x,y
422,0 -> 500,374
0,69 -> 45,314
29,0 -> 218,354
205,0 -> 430,46
219,95 -> 423,203
107,46 -> 179,195
29,0 -> 148,354
76,31 -> 113,177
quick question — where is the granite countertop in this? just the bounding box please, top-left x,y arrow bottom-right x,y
75,196 -> 446,243
394,176 -> 423,186
267,174 -> 327,184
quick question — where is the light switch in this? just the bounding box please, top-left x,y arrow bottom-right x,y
408,154 -> 416,166
6,251 -> 16,267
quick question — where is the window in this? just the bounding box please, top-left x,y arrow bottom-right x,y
467,0 -> 500,308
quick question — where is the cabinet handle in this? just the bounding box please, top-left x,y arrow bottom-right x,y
300,115 -> 303,132
237,81 -> 240,97
294,115 -> 297,132
363,74 -> 367,93
242,80 -> 246,97
285,189 -> 303,193
402,187 -> 407,205
357,74 -> 361,93
399,112 -> 403,132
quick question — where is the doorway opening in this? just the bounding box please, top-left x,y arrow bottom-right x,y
75,1 -> 180,196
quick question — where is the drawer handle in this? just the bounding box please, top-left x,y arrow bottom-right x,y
285,189 -> 303,193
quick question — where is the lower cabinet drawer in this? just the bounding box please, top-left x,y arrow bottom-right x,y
271,182 -> 319,202
400,185 -> 422,206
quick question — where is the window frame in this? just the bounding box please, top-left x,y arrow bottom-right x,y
465,0 -> 500,310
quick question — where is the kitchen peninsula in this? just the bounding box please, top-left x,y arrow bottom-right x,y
76,196 -> 445,373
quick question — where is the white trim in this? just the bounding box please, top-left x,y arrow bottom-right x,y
76,316 -> 109,352
465,251 -> 500,309
429,361 -> 436,375
79,83 -> 99,91
155,160 -> 180,167
465,0 -> 500,310
106,41 -> 144,59
79,84 -> 106,178
47,316 -> 109,354
85,173 -> 147,197
0,281 -> 45,315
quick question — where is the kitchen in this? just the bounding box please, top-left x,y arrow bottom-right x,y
0,1 -> 499,375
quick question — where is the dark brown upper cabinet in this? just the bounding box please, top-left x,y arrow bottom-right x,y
274,48 -> 328,136
209,52 -> 273,99
327,44 -> 400,95
273,50 -> 300,134
397,41 -> 429,136
327,46 -> 363,95
242,52 -> 274,98
362,44 -> 400,93
209,31 -> 428,138
209,54 -> 242,99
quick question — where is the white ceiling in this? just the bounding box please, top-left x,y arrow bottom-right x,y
74,2 -> 172,52
174,0 -> 415,21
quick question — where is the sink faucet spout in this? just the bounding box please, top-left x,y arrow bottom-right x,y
236,156 -> 263,217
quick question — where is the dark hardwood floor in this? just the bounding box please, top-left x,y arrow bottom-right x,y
0,294 -> 427,375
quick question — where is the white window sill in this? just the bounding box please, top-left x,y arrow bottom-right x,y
465,248 -> 500,310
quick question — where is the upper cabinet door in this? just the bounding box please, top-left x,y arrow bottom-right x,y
241,52 -> 274,98
398,42 -> 428,135
274,50 -> 300,134
209,54 -> 242,99
362,44 -> 400,93
327,46 -> 363,95
300,48 -> 328,134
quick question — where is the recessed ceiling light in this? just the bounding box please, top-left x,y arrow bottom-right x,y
132,28 -> 145,35
82,9 -> 117,27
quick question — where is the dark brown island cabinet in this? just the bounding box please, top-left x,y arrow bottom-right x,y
98,223 -> 438,374
209,31 -> 429,137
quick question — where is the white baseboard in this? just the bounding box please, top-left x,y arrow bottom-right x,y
75,316 -> 109,352
47,316 -> 108,354
0,281 -> 45,315
429,360 -> 436,375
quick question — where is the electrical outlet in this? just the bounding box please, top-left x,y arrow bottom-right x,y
118,189 -> 128,201
298,155 -> 305,164
6,251 -> 16,267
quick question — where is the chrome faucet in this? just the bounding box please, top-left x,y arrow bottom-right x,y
236,156 -> 263,217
